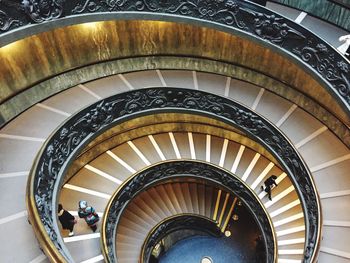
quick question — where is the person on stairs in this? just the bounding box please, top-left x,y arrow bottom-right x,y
58,204 -> 76,237
261,175 -> 278,201
78,200 -> 99,232
338,34 -> 350,59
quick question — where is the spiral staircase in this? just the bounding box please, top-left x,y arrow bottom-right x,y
0,1 -> 350,263
0,69 -> 349,262
61,126 -> 304,262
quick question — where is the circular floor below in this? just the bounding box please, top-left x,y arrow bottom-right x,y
158,205 -> 264,263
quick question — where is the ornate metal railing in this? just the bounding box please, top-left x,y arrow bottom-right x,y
102,161 -> 274,262
1,0 -> 349,118
141,214 -> 222,263
27,87 -> 320,262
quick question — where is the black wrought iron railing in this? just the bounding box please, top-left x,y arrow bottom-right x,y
27,87 -> 320,262
102,161 -> 275,262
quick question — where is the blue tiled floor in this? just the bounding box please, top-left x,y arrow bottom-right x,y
159,235 -> 256,263
159,205 -> 263,263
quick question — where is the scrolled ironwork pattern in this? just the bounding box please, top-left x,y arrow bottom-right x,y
29,87 -> 319,262
104,161 -> 273,262
0,0 -> 349,113
22,0 -> 65,23
0,9 -> 21,31
141,215 -> 222,263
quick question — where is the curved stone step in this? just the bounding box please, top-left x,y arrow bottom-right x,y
117,182 -> 226,262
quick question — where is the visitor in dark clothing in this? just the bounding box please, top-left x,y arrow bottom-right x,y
78,200 -> 99,232
58,204 -> 76,237
261,175 -> 278,201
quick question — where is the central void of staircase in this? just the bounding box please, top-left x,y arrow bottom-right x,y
124,186 -> 264,263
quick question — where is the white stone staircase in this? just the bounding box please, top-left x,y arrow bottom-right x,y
0,70 -> 349,262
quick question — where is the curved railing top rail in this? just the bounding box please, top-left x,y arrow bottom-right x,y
0,0 -> 349,118
27,87 -> 320,262
140,214 -> 222,263
102,161 -> 274,263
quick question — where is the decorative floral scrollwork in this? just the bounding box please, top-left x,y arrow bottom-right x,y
187,0 -> 245,28
72,0 -> 101,13
75,100 -> 120,132
0,9 -> 20,31
337,61 -> 350,99
294,39 -> 350,104
71,0 -> 247,28
198,0 -> 225,17
21,0 -> 65,23
102,0 -> 126,11
133,0 -> 172,12
251,13 -> 305,46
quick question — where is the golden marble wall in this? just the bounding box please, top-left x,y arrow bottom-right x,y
0,20 -> 347,126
